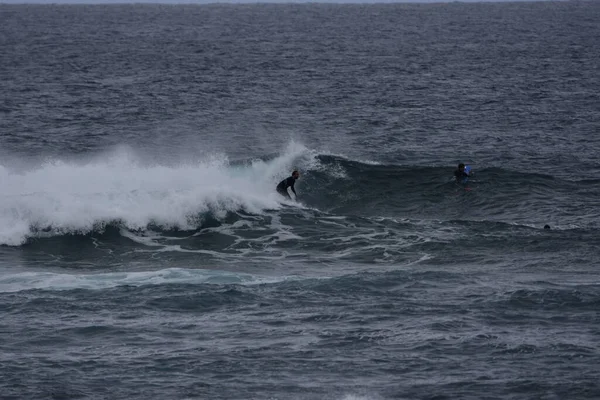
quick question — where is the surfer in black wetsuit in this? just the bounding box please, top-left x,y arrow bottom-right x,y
454,163 -> 470,182
276,170 -> 300,200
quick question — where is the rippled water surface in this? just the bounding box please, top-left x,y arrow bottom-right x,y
1,3 -> 599,399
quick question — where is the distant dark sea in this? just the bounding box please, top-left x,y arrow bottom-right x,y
1,2 -> 599,399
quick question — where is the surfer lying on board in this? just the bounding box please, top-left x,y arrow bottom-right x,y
276,170 -> 300,200
454,163 -> 471,183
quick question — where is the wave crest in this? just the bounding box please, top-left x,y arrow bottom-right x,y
0,142 -> 314,245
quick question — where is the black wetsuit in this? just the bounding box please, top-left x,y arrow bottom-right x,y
454,170 -> 469,182
276,176 -> 297,199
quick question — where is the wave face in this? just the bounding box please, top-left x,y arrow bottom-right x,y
2,144 -> 597,247
306,155 -> 600,223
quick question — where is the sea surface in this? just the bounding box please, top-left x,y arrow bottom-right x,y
1,2 -> 600,399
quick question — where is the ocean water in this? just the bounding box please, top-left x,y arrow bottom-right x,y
1,2 -> 600,399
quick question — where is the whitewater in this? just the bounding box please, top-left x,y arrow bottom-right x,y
0,142 -> 320,245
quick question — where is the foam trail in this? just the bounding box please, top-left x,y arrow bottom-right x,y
0,268 -> 296,293
0,142 -> 315,246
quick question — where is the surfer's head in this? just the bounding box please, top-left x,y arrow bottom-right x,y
458,163 -> 465,171
544,225 -> 551,230
292,170 -> 300,179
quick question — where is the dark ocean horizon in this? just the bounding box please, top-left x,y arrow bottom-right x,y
1,2 -> 599,399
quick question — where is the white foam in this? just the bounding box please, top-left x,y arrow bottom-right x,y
0,267 -> 296,293
0,141 -> 314,246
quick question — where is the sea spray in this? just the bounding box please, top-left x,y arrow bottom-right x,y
0,142 -> 317,245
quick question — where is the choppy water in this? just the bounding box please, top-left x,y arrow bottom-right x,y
1,2 -> 599,399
